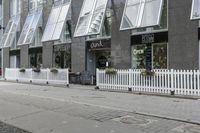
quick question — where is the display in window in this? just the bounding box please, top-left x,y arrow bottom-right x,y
153,44 -> 167,69
132,45 -> 146,69
53,45 -> 71,68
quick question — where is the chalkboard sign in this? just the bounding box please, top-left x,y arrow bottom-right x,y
145,44 -> 152,70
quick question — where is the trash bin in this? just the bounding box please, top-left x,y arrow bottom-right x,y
80,71 -> 92,85
69,72 -> 81,84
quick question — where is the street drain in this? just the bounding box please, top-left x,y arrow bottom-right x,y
113,115 -> 154,126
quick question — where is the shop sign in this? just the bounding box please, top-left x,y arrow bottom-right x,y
90,41 -> 104,49
131,32 -> 168,45
54,44 -> 71,52
142,34 -> 154,44
87,39 -> 111,50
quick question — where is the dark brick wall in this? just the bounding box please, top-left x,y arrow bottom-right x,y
168,0 -> 199,69
71,0 -> 86,72
110,0 -> 131,69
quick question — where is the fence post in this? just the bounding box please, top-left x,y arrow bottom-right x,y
170,69 -> 175,95
95,69 -> 99,90
46,68 -> 49,84
128,69 -> 132,91
30,69 -> 33,83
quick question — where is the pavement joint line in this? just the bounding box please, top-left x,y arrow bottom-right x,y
8,110 -> 44,121
1,89 -> 200,126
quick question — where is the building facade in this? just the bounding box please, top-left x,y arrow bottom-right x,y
0,0 -> 199,78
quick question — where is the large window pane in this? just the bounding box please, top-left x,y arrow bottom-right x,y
88,0 -> 109,35
74,0 -> 96,37
52,3 -> 70,40
120,0 -> 141,30
191,0 -> 200,20
120,0 -> 163,30
2,16 -> 20,47
24,10 -> 42,44
42,24 -> 56,41
141,0 -> 163,27
18,14 -> 34,45
42,2 -> 71,42
52,22 -> 64,40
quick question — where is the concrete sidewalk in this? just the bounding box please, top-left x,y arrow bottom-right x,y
0,82 -> 200,125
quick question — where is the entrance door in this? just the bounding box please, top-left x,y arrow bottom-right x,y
87,50 -> 111,75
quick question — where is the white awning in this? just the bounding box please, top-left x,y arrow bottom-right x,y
120,0 -> 164,30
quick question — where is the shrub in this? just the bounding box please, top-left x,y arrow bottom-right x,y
141,69 -> 155,76
50,68 -> 58,73
19,68 -> 26,73
105,68 -> 117,75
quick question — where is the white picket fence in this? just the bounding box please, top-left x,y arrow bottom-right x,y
96,69 -> 200,96
5,68 -> 69,86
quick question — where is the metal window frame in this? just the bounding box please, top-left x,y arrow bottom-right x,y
120,0 -> 164,31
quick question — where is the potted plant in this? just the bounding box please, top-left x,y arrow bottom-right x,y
141,69 -> 155,76
50,68 -> 58,73
19,68 -> 26,73
105,68 -> 117,75
32,67 -> 41,73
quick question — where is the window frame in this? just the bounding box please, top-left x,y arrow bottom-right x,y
120,0 -> 164,31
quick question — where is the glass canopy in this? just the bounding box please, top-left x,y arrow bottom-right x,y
1,16 -> 20,48
74,0 -> 109,37
120,0 -> 164,30
41,1 -> 71,42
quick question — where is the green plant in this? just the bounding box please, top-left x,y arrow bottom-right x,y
141,69 -> 155,76
105,68 -> 117,75
19,68 -> 26,73
50,68 -> 58,73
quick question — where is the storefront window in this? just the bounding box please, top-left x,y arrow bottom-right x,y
29,52 -> 42,68
53,44 -> 71,68
153,43 -> 167,69
132,43 -> 167,69
132,45 -> 146,69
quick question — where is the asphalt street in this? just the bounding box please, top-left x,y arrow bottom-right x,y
0,82 -> 200,133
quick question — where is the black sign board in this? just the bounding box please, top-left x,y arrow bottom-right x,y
145,44 -> 152,70
87,39 -> 111,50
131,32 -> 168,45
